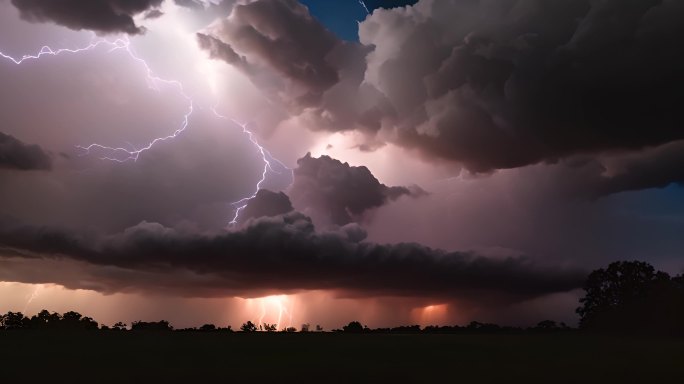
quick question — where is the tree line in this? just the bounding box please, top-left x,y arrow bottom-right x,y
2,261 -> 683,335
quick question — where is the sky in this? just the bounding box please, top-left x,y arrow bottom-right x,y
0,0 -> 683,330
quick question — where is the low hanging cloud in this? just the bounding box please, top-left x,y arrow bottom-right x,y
288,153 -> 425,226
0,132 -> 52,171
0,212 -> 585,300
11,0 -> 164,35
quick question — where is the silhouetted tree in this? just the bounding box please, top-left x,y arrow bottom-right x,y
300,323 -> 310,332
112,322 -> 127,331
58,311 -> 98,330
79,316 -> 99,330
466,321 -> 502,333
240,321 -> 257,332
131,320 -> 172,331
29,310 -> 61,329
199,324 -> 217,332
342,321 -> 364,333
577,261 -> 684,334
0,312 -> 29,330
263,323 -> 277,332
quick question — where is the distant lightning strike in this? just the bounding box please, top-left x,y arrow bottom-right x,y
22,285 -> 44,313
0,37 -> 290,223
253,295 -> 293,330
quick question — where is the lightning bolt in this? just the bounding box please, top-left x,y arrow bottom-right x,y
1,36 -> 291,224
211,109 -> 292,225
22,285 -> 43,313
254,295 -> 293,331
358,0 -> 370,14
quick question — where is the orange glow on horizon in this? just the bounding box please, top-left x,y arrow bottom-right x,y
240,294 -> 296,330
412,303 -> 449,325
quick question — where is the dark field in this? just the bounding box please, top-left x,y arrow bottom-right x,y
1,332 -> 682,383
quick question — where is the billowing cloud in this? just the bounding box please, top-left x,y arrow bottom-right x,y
360,0 -> 684,173
289,153 -> 424,226
11,0 -> 164,35
0,132 -> 51,171
196,32 -> 251,71
0,212 -> 584,299
237,189 -> 293,224
203,0 -> 340,106
198,0 -> 386,135
201,0 -> 684,191
360,0 -> 681,173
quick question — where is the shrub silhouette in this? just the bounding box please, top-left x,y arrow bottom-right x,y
131,320 -> 172,331
199,324 -> 217,332
240,321 -> 258,332
342,321 -> 364,333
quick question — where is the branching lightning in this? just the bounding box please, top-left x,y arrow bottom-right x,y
1,36 -> 291,224
254,295 -> 294,331
212,109 -> 292,224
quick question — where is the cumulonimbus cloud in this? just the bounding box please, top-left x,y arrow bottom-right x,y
199,0 -> 684,194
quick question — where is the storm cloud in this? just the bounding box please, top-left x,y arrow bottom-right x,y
201,0 -> 684,192
237,189 -> 294,224
198,0 -> 384,135
356,0 -> 684,172
0,212 -> 585,299
0,132 -> 51,171
11,0 -> 164,34
289,153 -> 424,226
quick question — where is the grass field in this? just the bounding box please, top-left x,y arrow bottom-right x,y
1,332 -> 682,383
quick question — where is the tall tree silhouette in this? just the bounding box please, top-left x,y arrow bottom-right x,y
577,261 -> 684,334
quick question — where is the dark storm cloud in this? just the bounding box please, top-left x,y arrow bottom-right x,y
204,0 -> 684,190
196,32 -> 251,71
11,0 -> 164,34
289,154 -> 425,225
363,0 -> 418,11
237,189 -> 293,224
554,141 -> 684,198
198,0 -> 360,111
143,9 -> 164,19
0,212 -> 585,299
0,132 -> 51,170
357,0 -> 684,172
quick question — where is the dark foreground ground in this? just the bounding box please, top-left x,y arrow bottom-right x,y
1,332 -> 682,383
